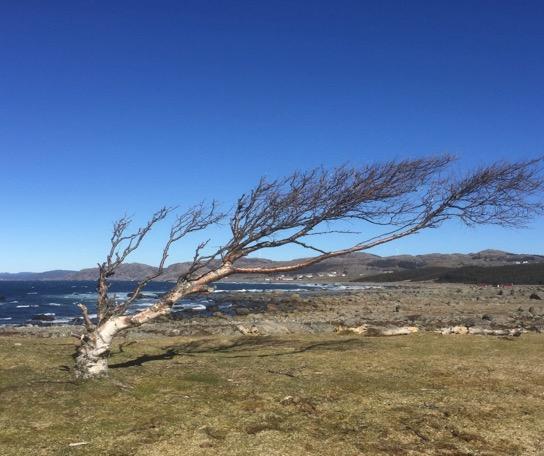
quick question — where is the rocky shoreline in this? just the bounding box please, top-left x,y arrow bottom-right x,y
1,283 -> 543,339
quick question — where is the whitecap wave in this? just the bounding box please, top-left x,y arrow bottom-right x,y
173,302 -> 207,311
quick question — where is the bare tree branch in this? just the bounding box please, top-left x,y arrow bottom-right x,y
77,303 -> 95,332
229,158 -> 544,274
111,203 -> 224,316
291,239 -> 329,255
95,207 -> 173,322
74,155 -> 544,379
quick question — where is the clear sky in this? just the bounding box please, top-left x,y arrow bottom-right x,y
1,1 -> 543,272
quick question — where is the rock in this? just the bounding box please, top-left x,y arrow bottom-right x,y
394,305 -> 400,312
31,313 -> 55,321
236,324 -> 259,336
439,325 -> 469,335
255,320 -> 290,335
462,318 -> 477,327
235,307 -> 250,316
265,303 -> 278,312
530,293 -> 542,300
278,303 -> 294,312
280,395 -> 296,405
342,317 -> 363,328
481,314 -> 493,321
127,292 -> 144,299
366,326 -> 419,336
441,326 -> 522,337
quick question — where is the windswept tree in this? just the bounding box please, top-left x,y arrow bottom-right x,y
75,156 -> 543,378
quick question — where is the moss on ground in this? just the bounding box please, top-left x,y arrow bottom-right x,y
0,333 -> 543,455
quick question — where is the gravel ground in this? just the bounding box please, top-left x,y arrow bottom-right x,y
2,283 -> 543,339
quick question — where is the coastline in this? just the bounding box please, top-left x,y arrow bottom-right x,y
2,283 -> 544,454
2,282 -> 542,339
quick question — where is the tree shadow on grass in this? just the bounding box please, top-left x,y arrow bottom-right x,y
109,336 -> 368,369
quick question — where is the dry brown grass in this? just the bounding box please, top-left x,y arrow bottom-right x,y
1,332 -> 543,455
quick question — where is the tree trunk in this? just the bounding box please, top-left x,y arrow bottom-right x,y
72,280 -> 225,378
74,317 -> 131,379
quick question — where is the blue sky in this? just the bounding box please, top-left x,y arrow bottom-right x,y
1,0 -> 543,272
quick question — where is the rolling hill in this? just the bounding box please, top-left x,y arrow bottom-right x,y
1,250 -> 543,283
354,263 -> 544,285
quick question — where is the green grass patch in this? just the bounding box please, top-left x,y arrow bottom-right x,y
0,333 -> 543,455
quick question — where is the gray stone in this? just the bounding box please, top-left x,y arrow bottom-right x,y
235,307 -> 250,316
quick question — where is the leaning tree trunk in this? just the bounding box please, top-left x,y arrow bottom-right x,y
73,270 -> 230,379
74,317 -> 131,379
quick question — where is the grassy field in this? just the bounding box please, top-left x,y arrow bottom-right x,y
1,333 -> 543,455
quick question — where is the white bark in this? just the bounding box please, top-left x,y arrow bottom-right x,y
75,317 -> 131,379
73,269 -> 231,379
335,324 -> 419,336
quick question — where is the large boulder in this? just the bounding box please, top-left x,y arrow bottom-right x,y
31,313 -> 55,321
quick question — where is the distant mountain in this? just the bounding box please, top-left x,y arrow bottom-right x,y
353,263 -> 544,285
0,270 -> 78,281
69,263 -> 158,281
1,250 -> 543,281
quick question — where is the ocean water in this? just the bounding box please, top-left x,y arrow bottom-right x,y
0,280 -> 359,326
